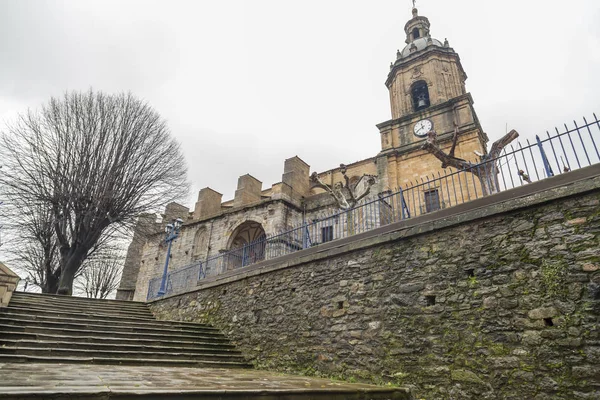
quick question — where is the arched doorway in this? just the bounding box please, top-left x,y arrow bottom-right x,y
227,221 -> 266,269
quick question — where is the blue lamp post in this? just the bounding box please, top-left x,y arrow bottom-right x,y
157,217 -> 183,296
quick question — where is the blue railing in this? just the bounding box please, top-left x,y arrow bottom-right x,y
147,114 -> 600,301
147,262 -> 202,300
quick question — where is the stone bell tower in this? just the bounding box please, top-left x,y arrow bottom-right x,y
376,5 -> 488,191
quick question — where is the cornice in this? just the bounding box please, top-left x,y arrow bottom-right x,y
376,93 -> 475,130
386,47 -> 466,88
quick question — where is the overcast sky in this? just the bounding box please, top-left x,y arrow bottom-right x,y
1,0 -> 599,208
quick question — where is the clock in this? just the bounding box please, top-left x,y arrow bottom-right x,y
413,119 -> 433,137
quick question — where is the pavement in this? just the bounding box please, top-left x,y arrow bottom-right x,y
0,363 -> 411,399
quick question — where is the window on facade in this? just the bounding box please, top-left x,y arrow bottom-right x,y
424,189 -> 441,213
412,27 -> 420,40
411,80 -> 430,111
321,226 -> 333,243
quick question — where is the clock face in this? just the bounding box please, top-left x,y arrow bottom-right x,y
413,119 -> 433,137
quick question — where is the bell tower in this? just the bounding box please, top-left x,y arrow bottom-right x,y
376,5 -> 488,191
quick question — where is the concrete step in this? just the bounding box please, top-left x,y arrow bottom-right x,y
0,330 -> 236,349
6,299 -> 154,318
0,309 -> 219,333
0,346 -> 247,363
0,338 -> 241,356
0,354 -> 251,368
0,316 -> 226,337
0,323 -> 232,342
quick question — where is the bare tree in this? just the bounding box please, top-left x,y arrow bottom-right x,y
75,250 -> 124,299
4,202 -> 123,294
421,129 -> 519,195
0,200 -> 60,293
0,90 -> 189,295
310,164 -> 376,210
310,165 -> 377,235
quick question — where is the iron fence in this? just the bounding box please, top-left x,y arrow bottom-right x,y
147,262 -> 202,300
147,114 -> 600,300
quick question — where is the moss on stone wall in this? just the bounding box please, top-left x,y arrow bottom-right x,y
150,189 -> 600,400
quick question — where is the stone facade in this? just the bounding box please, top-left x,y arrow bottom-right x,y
118,7 -> 501,301
132,199 -> 303,302
149,168 -> 600,400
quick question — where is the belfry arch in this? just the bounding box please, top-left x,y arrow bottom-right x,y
227,221 -> 266,269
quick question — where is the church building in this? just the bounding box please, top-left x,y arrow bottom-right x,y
117,6 -> 490,301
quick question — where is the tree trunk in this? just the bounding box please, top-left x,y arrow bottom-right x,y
57,264 -> 77,295
42,274 -> 59,294
57,248 -> 88,295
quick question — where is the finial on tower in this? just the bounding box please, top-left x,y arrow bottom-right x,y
412,0 -> 418,18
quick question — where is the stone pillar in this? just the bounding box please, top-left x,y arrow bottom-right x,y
282,156 -> 310,199
116,213 -> 157,301
0,262 -> 20,308
233,174 -> 262,208
376,154 -> 390,193
193,188 -> 223,220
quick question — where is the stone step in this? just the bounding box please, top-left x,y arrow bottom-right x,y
9,292 -> 151,308
0,346 -> 247,363
0,309 -> 219,333
11,291 -> 147,308
0,389 -> 409,400
0,338 -> 241,356
0,354 -> 251,369
0,316 -> 226,337
0,364 -> 412,400
6,298 -> 154,317
2,292 -> 249,371
0,323 -> 232,342
5,304 -> 154,322
1,304 -> 208,328
2,304 -> 158,324
0,330 -> 236,349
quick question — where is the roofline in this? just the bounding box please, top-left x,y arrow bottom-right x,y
386,47 -> 466,88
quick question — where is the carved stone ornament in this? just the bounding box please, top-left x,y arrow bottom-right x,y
411,66 -> 423,80
382,132 -> 389,146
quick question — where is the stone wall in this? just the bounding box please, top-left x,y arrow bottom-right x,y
150,166 -> 600,399
0,262 -> 20,308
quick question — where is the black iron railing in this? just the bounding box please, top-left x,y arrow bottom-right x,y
147,114 -> 600,300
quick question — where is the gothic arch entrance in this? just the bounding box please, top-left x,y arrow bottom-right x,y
227,221 -> 266,269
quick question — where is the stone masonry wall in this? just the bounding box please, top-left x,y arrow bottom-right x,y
134,200 -> 302,301
150,171 -> 600,399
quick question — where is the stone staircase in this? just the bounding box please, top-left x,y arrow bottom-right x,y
0,292 -> 413,399
0,291 -> 250,368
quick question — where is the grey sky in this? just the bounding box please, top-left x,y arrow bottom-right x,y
1,0 -> 599,207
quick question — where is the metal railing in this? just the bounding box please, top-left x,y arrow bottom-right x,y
147,114 -> 600,300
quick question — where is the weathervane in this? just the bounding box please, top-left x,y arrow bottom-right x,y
412,0 -> 416,8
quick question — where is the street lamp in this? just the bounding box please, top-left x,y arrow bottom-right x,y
157,217 -> 183,296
